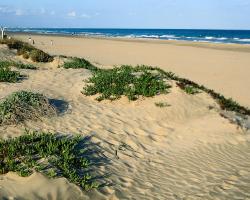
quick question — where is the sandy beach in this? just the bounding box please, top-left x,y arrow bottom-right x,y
11,33 -> 250,108
0,35 -> 250,200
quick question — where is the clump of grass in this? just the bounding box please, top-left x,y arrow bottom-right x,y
30,49 -> 54,63
0,60 -> 36,70
83,65 -> 171,101
0,130 -> 99,190
155,102 -> 170,108
63,57 -> 98,71
0,91 -> 56,125
177,82 -> 200,95
0,65 -> 20,82
0,38 -> 53,63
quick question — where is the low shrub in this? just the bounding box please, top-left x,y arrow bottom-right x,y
83,65 -> 171,101
30,49 -> 54,63
63,57 -> 98,71
0,60 -> 36,70
0,65 -> 20,82
0,130 -> 99,190
0,38 -> 53,63
0,91 -> 56,125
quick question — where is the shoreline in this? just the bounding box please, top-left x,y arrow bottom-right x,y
8,31 -> 250,53
8,32 -> 250,108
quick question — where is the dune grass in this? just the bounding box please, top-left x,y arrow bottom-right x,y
83,65 -> 171,101
0,130 -> 99,190
63,57 -> 98,71
0,38 -> 53,63
0,91 -> 56,125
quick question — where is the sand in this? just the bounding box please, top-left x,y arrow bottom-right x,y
12,33 -> 250,108
0,39 -> 250,200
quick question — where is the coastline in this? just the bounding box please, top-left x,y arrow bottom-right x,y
9,32 -> 250,108
1,32 -> 250,200
8,31 -> 250,53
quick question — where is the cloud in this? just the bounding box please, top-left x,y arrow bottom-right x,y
15,9 -> 24,16
0,5 -> 55,17
0,5 -> 14,14
67,11 -> 76,17
80,13 -> 91,18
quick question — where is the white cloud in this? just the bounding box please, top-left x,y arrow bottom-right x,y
80,13 -> 91,18
67,11 -> 76,17
0,5 -> 56,17
15,9 -> 24,16
0,5 -> 13,14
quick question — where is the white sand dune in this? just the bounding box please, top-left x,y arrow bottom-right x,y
0,48 -> 250,200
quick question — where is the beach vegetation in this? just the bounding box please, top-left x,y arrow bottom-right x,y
0,60 -> 36,70
155,102 -> 170,108
82,63 -> 250,115
0,130 -> 99,191
63,57 -> 98,71
177,82 -> 200,95
83,65 -> 171,101
0,91 -> 56,125
0,64 -> 21,82
0,38 -> 53,63
30,49 -> 54,62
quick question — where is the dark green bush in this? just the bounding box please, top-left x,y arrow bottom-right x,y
30,49 -> 54,62
83,65 -> 170,101
0,91 -> 56,125
0,130 -> 99,190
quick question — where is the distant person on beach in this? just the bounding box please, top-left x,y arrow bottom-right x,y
32,40 -> 35,45
28,37 -> 32,43
50,40 -> 53,45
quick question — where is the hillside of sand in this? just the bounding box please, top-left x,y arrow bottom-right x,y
0,43 -> 250,200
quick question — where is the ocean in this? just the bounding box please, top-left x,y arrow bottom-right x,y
8,28 -> 250,45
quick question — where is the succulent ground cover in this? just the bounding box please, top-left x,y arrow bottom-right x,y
83,65 -> 171,101
0,91 -> 56,125
0,130 -> 99,190
63,57 -> 98,71
0,64 -> 21,83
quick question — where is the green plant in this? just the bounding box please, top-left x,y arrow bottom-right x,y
63,57 -> 98,71
155,102 -> 170,108
0,91 -> 56,125
30,49 -> 54,63
0,65 -> 20,82
0,60 -> 36,70
177,82 -> 200,95
0,38 -> 53,63
0,130 -> 99,191
83,65 -> 171,101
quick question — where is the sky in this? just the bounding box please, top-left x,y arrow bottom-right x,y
0,0 -> 250,29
